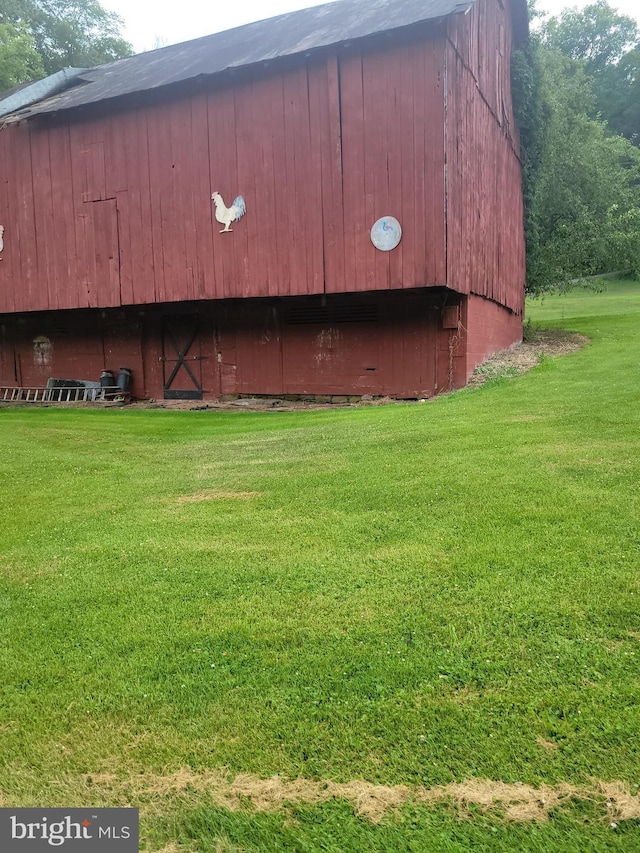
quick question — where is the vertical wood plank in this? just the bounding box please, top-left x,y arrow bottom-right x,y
107,109 -> 132,305
384,46 -> 407,290
52,126 -> 81,310
189,91 -> 215,300
251,76 -> 278,297
340,52 -> 366,292
12,124 -> 41,310
0,131 -> 13,313
282,68 -> 310,296
297,66 -> 325,296
124,107 -> 155,304
268,75 -> 292,297
424,39 -> 447,285
362,49 -> 390,292
313,56 -> 345,294
169,96 -> 195,303
91,198 -> 120,307
30,126 -> 58,309
146,105 -> 170,303
233,78 -> 264,297
208,85 -> 241,299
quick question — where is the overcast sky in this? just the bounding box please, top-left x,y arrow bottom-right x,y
99,0 -> 640,54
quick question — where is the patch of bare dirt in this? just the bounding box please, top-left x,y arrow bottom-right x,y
150,845 -> 197,853
420,780 -> 575,823
535,737 -> 560,751
77,770 -> 640,825
175,491 -> 260,504
596,781 -> 640,821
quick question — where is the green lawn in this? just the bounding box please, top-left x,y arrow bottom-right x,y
525,276 -> 640,323
1,280 -> 640,851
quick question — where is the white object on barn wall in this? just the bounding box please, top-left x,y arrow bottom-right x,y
211,192 -> 247,233
370,216 -> 402,251
0,225 -> 4,256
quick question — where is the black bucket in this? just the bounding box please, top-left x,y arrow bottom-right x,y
100,370 -> 115,388
117,367 -> 132,393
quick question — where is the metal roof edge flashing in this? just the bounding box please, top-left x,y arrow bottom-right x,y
0,68 -> 88,119
452,2 -> 474,13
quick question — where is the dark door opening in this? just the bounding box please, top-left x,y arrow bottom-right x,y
161,316 -> 204,400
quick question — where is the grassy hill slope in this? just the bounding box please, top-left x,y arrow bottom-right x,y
1,280 -> 639,851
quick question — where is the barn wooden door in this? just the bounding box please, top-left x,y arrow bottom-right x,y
161,316 -> 204,400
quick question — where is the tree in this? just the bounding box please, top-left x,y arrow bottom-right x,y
608,46 -> 640,140
0,0 -> 131,84
539,1 -> 640,142
541,0 -> 637,71
0,20 -> 43,89
514,38 -> 640,291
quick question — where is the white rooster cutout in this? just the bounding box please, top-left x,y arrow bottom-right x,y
211,191 -> 246,233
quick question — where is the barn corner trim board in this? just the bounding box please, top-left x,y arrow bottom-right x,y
0,0 -> 528,401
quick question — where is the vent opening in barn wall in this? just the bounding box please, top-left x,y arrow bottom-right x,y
0,0 -> 528,401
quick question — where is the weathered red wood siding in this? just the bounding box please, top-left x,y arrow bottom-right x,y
445,0 -> 526,315
462,293 -> 523,377
0,0 -> 526,400
218,293 -> 445,397
1,292 -> 463,400
336,39 -> 446,294
0,32 -> 448,314
0,310 -> 145,391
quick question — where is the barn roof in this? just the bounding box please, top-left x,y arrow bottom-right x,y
0,0 -> 528,122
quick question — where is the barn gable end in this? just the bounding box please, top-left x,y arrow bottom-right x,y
0,0 -> 528,401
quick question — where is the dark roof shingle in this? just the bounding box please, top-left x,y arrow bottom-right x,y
0,0 -> 527,121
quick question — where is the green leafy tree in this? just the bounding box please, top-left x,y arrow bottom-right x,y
541,0 -> 637,71
608,46 -> 640,140
0,19 -> 43,89
518,40 -> 640,291
540,1 -> 640,141
0,0 -> 131,85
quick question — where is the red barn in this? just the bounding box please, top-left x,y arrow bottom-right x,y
0,0 -> 528,401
